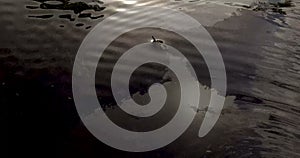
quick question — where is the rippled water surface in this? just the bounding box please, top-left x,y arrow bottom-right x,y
2,0 -> 300,157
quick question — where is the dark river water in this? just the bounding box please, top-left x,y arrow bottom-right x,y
2,0 -> 300,157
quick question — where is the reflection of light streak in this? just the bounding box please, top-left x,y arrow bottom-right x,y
116,8 -> 127,12
122,0 -> 137,5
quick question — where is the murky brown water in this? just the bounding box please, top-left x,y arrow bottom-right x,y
2,0 -> 300,157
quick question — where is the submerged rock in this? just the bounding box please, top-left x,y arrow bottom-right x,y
39,1 -> 105,14
26,0 -> 106,28
252,0 -> 294,14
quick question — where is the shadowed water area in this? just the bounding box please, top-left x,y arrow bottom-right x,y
2,0 -> 300,157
